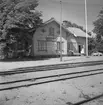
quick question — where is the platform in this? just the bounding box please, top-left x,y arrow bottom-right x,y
0,56 -> 103,71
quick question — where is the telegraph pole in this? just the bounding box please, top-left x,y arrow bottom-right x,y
85,0 -> 88,57
60,0 -> 62,61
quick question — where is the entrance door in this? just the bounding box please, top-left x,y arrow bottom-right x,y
78,45 -> 82,53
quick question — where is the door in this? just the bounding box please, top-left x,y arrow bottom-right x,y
78,45 -> 82,53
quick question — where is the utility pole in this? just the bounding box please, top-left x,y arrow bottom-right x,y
60,0 -> 62,61
85,0 -> 88,57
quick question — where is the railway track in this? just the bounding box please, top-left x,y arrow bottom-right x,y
0,67 -> 103,91
0,60 -> 103,75
67,93 -> 103,105
0,69 -> 103,105
1,61 -> 103,105
0,60 -> 103,91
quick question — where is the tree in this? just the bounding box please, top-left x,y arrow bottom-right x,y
0,0 -> 42,59
93,7 -> 103,52
62,20 -> 73,28
88,37 -> 96,55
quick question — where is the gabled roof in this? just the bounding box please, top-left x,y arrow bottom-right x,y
43,18 -> 91,38
67,27 -> 91,38
43,17 -> 73,34
44,17 -> 61,26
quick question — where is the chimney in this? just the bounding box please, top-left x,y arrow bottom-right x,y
62,20 -> 68,28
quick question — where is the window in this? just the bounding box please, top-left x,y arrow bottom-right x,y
38,40 -> 47,51
49,27 -> 54,36
57,42 -> 60,51
68,42 -> 77,50
67,42 -> 72,50
57,42 -> 64,51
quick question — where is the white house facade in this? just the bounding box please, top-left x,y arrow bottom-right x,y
32,18 -> 90,57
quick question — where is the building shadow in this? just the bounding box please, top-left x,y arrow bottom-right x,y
0,55 -> 60,62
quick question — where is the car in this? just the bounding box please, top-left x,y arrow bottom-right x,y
91,52 -> 103,56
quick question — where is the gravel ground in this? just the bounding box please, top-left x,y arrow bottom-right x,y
0,72 -> 103,105
0,56 -> 103,105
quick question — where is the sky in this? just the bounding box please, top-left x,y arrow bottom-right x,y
37,0 -> 103,32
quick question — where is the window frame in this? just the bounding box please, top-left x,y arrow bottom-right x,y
57,41 -> 64,51
38,40 -> 47,52
49,27 -> 54,36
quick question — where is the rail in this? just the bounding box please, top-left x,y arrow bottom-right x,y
0,60 -> 103,76
0,68 -> 103,91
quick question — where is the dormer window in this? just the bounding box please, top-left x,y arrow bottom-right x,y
49,27 -> 54,36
